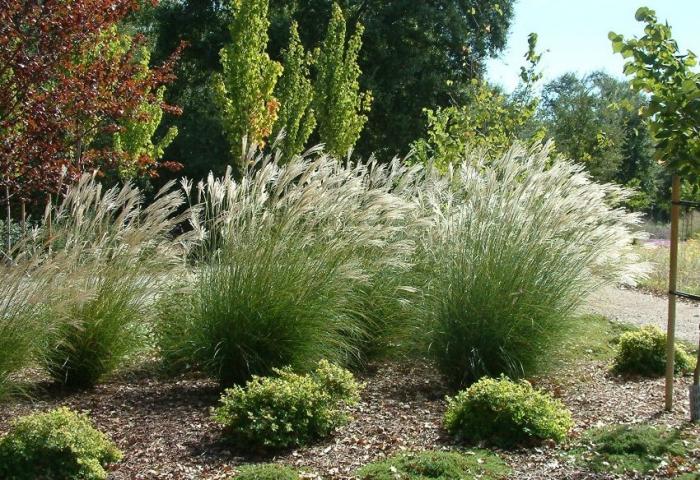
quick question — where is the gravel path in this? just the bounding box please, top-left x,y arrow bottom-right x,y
583,286 -> 700,345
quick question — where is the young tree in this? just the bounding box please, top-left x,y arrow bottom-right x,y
271,22 -> 316,162
412,33 -> 544,169
215,0 -> 282,170
113,47 -> 181,179
0,0 -> 180,203
314,3 -> 371,158
611,6 -> 700,416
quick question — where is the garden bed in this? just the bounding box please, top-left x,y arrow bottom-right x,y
1,357 -> 698,480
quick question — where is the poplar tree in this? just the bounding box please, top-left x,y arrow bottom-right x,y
314,3 -> 371,158
215,0 -> 282,170
272,22 -> 316,162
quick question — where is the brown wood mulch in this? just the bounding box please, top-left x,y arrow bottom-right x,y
0,361 -> 698,480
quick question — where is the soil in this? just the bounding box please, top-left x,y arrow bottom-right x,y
1,361 -> 698,480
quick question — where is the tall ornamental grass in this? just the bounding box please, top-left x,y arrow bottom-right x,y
157,147 -> 419,385
415,144 -> 645,387
39,174 -> 189,388
0,258 -> 52,399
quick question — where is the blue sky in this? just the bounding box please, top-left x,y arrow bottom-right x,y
486,0 -> 700,92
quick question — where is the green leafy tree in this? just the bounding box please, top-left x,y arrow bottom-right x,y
271,22 -> 316,161
412,33 -> 544,170
610,7 -> 700,183
114,48 -> 179,179
269,1 -> 515,157
216,0 -> 283,170
540,71 -> 661,213
139,0 -> 232,181
314,3 -> 371,158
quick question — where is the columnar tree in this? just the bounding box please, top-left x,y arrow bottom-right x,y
271,22 -> 316,162
216,0 -> 282,170
0,0 -> 180,203
314,3 -> 371,158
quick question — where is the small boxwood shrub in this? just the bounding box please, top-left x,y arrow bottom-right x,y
575,424 -> 690,474
443,376 -> 573,447
234,463 -> 300,479
0,407 -> 122,480
213,360 -> 361,450
356,450 -> 510,480
613,325 -> 694,376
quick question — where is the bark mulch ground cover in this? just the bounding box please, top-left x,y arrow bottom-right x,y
0,360 -> 698,480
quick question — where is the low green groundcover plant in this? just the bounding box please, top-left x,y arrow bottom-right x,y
355,450 -> 510,480
443,376 -> 573,447
213,360 -> 361,450
613,325 -> 694,376
575,424 -> 691,474
0,407 -> 122,480
234,463 -> 300,479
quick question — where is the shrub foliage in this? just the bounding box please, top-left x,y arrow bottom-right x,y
443,376 -> 573,447
0,407 -> 122,480
613,325 -> 694,377
213,360 -> 361,450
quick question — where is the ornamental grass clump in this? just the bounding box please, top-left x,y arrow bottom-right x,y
39,174 -> 189,388
158,147 -> 420,385
443,376 -> 573,447
0,258 -> 53,400
613,325 -> 694,377
0,407 -> 122,480
213,360 -> 361,450
415,143 -> 645,387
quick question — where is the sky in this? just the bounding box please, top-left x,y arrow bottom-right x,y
486,0 -> 700,92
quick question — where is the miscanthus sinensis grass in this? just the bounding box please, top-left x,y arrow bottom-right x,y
411,143 -> 646,387
159,147 -> 423,385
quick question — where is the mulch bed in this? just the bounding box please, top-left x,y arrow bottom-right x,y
0,361 -> 698,479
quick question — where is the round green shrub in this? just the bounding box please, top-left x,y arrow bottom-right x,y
443,376 -> 573,447
213,360 -> 361,450
0,407 -> 122,480
234,463 -> 300,479
613,325 -> 694,376
356,450 -> 510,480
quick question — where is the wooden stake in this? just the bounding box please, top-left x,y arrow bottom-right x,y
20,200 -> 26,234
666,174 -> 681,411
5,185 -> 10,253
46,193 -> 52,247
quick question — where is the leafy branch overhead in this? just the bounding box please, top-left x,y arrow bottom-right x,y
610,6 -> 700,182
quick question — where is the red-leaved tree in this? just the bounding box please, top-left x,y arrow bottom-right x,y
0,0 -> 181,205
